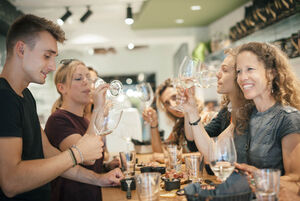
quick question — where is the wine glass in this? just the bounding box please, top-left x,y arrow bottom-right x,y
170,56 -> 199,112
95,78 -> 123,97
209,136 -> 237,182
94,101 -> 124,136
136,82 -> 154,109
178,56 -> 199,89
197,62 -> 218,88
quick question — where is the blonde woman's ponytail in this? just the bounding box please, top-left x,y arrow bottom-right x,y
51,97 -> 63,114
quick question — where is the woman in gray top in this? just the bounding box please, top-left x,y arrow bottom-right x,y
184,42 -> 300,178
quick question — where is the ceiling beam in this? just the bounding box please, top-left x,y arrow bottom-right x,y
0,0 -> 23,36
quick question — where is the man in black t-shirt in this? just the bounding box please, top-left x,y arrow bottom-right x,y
0,15 -> 122,201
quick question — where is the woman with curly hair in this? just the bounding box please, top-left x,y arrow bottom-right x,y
185,42 -> 300,177
142,78 -> 203,153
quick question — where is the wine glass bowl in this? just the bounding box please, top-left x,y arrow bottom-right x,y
209,136 -> 237,182
94,103 -> 124,136
178,56 -> 199,89
197,63 -> 218,88
136,82 -> 154,109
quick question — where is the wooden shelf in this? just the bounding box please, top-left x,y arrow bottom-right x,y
206,13 -> 300,62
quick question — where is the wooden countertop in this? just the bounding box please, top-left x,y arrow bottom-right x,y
102,153 -> 215,201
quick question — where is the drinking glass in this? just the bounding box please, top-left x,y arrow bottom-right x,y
197,62 -> 218,88
209,136 -> 237,182
136,82 -> 154,109
178,56 -> 199,89
95,78 -> 123,97
185,154 -> 204,183
136,172 -> 160,201
94,100 -> 124,136
93,78 -> 124,136
253,169 -> 280,201
119,151 -> 136,178
171,56 -> 199,112
164,144 -> 182,171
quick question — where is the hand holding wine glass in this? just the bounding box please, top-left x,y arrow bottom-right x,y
171,56 -> 199,112
142,107 -> 158,128
95,78 -> 123,98
209,136 -> 237,183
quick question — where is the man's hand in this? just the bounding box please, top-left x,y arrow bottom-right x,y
75,134 -> 104,163
98,168 -> 124,187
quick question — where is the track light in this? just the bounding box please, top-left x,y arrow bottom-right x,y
80,6 -> 93,23
125,4 -> 134,25
57,7 -> 72,26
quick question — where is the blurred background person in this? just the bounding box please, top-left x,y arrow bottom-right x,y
142,78 -> 204,153
200,100 -> 218,125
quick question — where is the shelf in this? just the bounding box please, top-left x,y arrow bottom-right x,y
205,13 -> 300,62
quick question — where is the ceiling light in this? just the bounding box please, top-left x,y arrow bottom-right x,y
127,43 -> 135,50
88,48 -> 94,55
138,73 -> 145,82
191,5 -> 201,11
125,4 -> 134,25
126,78 -> 133,85
175,19 -> 184,24
57,7 -> 72,26
80,6 -> 93,23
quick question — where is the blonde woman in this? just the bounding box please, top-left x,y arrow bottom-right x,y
45,59 -> 123,201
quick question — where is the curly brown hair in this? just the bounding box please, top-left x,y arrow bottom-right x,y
236,42 -> 300,131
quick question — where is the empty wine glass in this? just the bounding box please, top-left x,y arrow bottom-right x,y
136,82 -> 154,109
169,78 -> 185,112
209,136 -> 237,182
178,56 -> 199,89
94,101 -> 124,136
95,78 -> 123,97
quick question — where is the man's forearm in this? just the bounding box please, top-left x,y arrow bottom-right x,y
61,165 -> 101,186
1,151 -> 73,197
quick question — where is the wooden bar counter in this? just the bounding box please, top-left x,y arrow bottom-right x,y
102,153 -> 214,201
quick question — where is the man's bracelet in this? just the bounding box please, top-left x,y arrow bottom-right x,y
68,148 -> 77,167
189,117 -> 201,126
72,145 -> 84,163
150,125 -> 158,129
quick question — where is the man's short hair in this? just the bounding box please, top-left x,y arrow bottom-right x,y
6,14 -> 66,56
